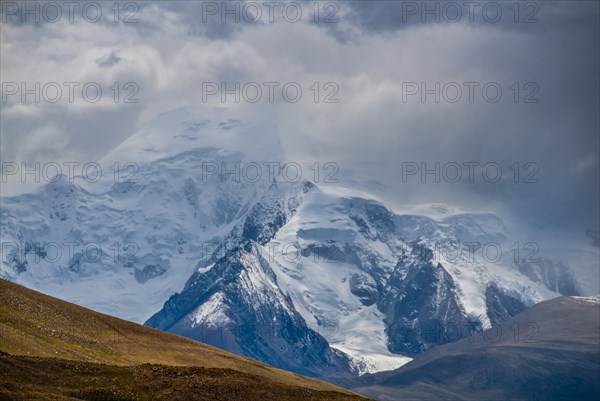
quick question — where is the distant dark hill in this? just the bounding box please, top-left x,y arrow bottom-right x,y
0,279 -> 370,401
351,296 -> 600,401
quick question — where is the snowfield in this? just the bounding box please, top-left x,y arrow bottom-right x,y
2,108 -> 598,376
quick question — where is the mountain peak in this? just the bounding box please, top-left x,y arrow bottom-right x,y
101,107 -> 285,168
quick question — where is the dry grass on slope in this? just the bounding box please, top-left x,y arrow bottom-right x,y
0,279 -> 370,401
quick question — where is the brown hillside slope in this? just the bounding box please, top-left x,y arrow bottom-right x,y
0,279 -> 370,401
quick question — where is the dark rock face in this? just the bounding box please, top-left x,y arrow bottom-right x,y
5,249 -> 28,274
241,198 -> 287,245
134,264 -> 167,284
146,247 -> 352,378
349,201 -> 396,242
4,239 -> 48,274
145,183 -> 548,378
382,243 -> 471,355
516,258 -> 580,296
300,242 -> 361,265
146,181 -> 353,378
349,273 -> 379,306
201,181 -> 307,268
68,253 -> 82,273
485,284 -> 528,327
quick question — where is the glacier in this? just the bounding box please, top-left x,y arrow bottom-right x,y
2,108 -> 598,377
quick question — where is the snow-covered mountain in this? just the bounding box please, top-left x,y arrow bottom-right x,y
1,108 -> 282,321
2,108 -> 598,378
146,180 -> 598,376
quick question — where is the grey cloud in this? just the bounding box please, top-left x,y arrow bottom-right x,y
341,0 -> 599,34
1,0 -> 597,241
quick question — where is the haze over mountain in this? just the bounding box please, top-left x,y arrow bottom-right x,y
1,2 -> 598,400
1,109 -> 598,378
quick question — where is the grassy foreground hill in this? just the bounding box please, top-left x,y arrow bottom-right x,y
0,279 -> 370,401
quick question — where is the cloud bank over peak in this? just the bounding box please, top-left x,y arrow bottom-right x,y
1,0 -> 598,241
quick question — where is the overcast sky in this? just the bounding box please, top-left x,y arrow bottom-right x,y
1,0 -> 598,243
